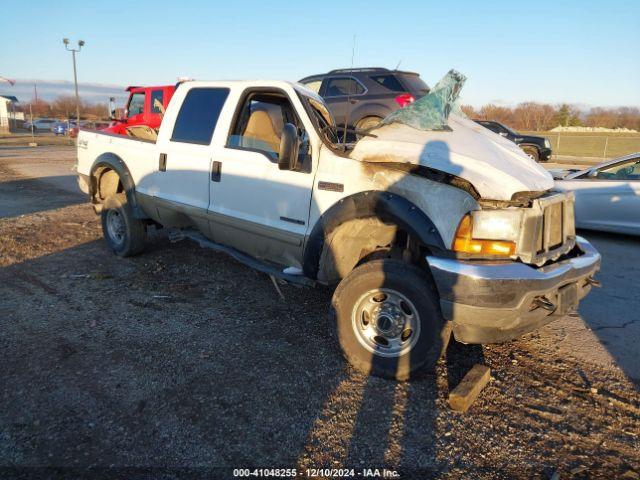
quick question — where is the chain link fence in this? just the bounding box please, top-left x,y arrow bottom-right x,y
523,132 -> 640,159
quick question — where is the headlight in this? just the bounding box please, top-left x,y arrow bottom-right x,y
452,212 -> 520,257
544,138 -> 551,148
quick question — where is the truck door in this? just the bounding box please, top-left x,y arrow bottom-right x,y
207,89 -> 315,268
152,87 -> 230,231
321,76 -> 366,128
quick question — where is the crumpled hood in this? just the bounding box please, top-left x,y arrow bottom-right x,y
350,114 -> 554,201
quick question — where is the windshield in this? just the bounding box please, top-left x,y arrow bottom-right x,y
501,123 -> 517,136
379,69 -> 466,131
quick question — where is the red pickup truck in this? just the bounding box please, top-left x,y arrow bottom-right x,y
103,85 -> 175,135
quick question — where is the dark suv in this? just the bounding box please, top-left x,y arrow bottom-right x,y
474,120 -> 552,162
299,68 -> 429,132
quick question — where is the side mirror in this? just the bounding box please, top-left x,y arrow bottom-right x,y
108,97 -> 119,121
587,168 -> 598,178
278,123 -> 300,171
499,132 -> 508,137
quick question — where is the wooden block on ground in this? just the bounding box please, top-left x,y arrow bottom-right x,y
448,364 -> 491,413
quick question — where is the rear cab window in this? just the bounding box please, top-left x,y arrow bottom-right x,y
150,90 -> 164,114
171,88 -> 230,145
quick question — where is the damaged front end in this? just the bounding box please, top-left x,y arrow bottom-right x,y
349,69 -> 554,202
349,68 -> 575,266
344,70 -> 601,343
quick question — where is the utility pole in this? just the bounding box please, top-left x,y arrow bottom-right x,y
62,38 -> 85,125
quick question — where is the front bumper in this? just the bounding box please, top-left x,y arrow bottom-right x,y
427,237 -> 600,344
539,147 -> 552,161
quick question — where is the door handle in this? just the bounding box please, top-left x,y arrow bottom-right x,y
159,153 -> 167,172
211,161 -> 222,182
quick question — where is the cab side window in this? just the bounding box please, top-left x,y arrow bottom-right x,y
127,93 -> 145,117
228,94 -> 299,160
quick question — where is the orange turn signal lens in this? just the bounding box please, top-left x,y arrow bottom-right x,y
453,215 -> 516,256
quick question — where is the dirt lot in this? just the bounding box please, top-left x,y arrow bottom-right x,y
0,146 -> 638,479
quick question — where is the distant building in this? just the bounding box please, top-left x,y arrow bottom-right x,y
0,95 -> 23,132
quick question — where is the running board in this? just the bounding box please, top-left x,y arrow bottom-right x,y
179,230 -> 315,287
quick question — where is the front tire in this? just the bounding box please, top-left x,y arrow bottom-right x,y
522,145 -> 540,162
332,259 -> 450,380
101,193 -> 146,257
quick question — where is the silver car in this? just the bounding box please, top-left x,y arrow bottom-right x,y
554,152 -> 640,235
23,118 -> 58,132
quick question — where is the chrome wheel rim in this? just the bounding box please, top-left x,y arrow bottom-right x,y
106,209 -> 126,245
351,288 -> 421,358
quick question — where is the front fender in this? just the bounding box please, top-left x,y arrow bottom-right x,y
302,190 -> 445,280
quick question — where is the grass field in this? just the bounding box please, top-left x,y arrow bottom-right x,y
522,131 -> 640,159
2,130 -> 639,160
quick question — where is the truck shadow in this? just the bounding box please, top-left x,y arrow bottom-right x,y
3,234 -> 481,473
0,175 -> 84,219
297,139 -> 483,473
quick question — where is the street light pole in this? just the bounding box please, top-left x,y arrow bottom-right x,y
63,38 -> 85,126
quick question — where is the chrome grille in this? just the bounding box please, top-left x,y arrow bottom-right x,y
546,202 -> 564,249
519,192 -> 575,266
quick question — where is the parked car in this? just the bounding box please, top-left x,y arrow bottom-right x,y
474,120 -> 552,162
76,74 -> 600,380
53,122 -> 70,136
71,121 -> 110,139
23,118 -> 57,132
103,85 -> 176,136
553,153 -> 640,235
298,67 -> 429,133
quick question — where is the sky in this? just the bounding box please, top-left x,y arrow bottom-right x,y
1,0 -> 639,108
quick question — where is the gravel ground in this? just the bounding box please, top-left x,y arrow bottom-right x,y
0,147 -> 638,479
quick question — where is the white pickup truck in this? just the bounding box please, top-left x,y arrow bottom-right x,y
76,73 -> 601,379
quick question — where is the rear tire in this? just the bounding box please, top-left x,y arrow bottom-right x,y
332,259 -> 451,380
522,145 -> 540,162
101,193 -> 146,257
